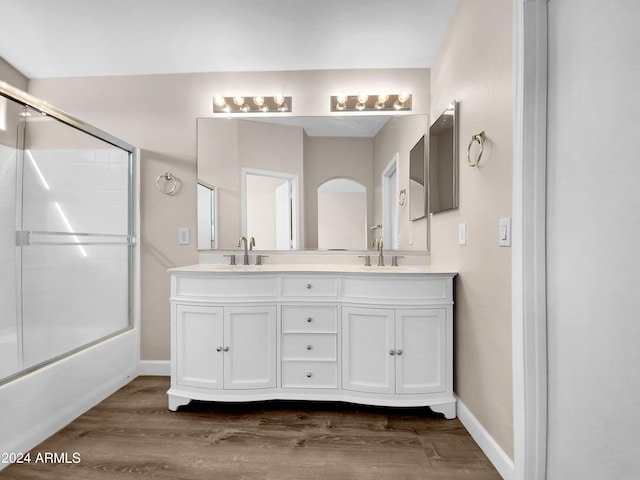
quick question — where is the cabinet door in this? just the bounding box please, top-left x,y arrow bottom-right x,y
342,307 -> 395,394
395,309 -> 446,394
224,306 -> 277,389
175,304 -> 224,389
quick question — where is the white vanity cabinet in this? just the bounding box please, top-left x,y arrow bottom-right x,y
172,304 -> 277,405
168,265 -> 456,418
342,307 -> 447,395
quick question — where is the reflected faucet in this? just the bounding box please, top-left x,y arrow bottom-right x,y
373,236 -> 384,266
249,236 -> 255,251
238,236 -> 250,265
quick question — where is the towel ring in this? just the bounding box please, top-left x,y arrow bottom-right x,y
467,131 -> 485,167
156,172 -> 177,195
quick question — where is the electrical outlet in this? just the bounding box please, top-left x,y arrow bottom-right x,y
178,228 -> 190,245
458,223 -> 467,245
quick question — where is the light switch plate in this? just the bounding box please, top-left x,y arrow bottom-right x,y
499,218 -> 511,247
458,223 -> 467,245
178,228 -> 190,245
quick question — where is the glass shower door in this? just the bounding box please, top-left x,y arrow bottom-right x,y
19,107 -> 132,369
1,84 -> 134,384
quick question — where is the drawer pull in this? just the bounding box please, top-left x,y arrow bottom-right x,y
306,317 -> 313,323
223,346 -> 230,352
306,344 -> 312,350
389,350 -> 396,356
305,283 -> 312,289
306,372 -> 313,378
396,349 -> 403,356
216,346 -> 222,352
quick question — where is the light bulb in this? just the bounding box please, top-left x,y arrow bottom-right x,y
378,93 -> 389,103
233,96 -> 245,106
357,93 -> 368,104
273,95 -> 285,106
253,96 -> 265,107
214,96 -> 226,107
397,91 -> 410,103
336,93 -> 348,104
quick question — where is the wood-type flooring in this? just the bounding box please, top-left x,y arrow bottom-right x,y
1,376 -> 501,479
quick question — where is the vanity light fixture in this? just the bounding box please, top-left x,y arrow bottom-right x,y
330,91 -> 412,112
212,95 -> 293,114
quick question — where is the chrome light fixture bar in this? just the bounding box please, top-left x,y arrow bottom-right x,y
213,95 -> 292,114
330,92 -> 412,112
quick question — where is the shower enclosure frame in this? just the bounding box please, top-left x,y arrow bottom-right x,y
0,80 -> 137,384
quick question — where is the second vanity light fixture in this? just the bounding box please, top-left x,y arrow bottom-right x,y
330,91 -> 412,112
213,95 -> 292,114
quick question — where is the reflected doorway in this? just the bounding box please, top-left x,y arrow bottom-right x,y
242,168 -> 299,250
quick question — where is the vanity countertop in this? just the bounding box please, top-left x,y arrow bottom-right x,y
168,263 -> 456,275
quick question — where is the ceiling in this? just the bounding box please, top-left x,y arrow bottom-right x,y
0,0 -> 459,79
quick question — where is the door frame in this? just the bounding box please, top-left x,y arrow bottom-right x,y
512,1 -> 549,479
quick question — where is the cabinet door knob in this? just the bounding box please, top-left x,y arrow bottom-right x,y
389,350 -> 396,356
306,317 -> 313,323
396,349 -> 403,356
306,344 -> 312,350
223,346 -> 230,352
305,283 -> 312,289
216,346 -> 222,352
306,372 -> 313,378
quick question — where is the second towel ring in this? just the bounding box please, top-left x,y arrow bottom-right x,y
156,172 -> 177,195
467,131 -> 485,167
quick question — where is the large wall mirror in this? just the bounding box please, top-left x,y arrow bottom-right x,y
197,114 -> 428,251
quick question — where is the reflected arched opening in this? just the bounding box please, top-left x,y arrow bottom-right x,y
317,178 -> 367,250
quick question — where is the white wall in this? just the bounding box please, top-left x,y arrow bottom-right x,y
546,1 -> 640,478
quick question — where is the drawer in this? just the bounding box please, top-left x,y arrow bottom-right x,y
282,361 -> 338,389
341,276 -> 450,302
281,276 -> 338,297
282,334 -> 337,361
174,274 -> 277,299
281,305 -> 338,333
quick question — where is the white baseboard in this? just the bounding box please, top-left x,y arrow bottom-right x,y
138,360 -> 170,376
456,395 -> 515,480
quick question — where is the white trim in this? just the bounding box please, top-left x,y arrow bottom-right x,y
512,1 -> 548,479
381,153 -> 399,249
138,360 -> 171,376
457,395 -> 515,480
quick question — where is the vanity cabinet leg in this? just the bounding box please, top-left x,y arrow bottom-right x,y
168,394 -> 192,411
430,401 -> 457,419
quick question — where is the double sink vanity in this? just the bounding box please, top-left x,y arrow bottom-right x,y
167,256 -> 457,419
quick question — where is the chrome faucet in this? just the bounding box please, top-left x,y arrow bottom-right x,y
373,236 -> 384,266
238,236 -> 250,265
